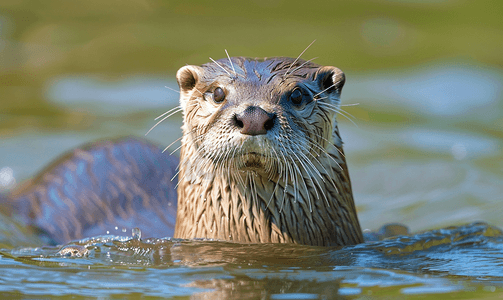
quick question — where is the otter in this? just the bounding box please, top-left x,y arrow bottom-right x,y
3,56 -> 363,246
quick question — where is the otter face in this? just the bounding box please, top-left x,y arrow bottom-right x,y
176,57 -> 345,178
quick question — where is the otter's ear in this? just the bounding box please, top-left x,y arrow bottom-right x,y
316,66 -> 345,95
176,65 -> 203,94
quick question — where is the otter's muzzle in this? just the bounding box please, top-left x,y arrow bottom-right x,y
233,106 -> 276,136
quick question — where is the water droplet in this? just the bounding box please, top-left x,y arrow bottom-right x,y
114,226 -> 118,230
106,231 -> 110,234
57,245 -> 89,257
122,228 -> 127,233
132,227 -> 141,240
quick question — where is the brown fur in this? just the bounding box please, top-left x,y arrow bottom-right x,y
173,57 -> 363,246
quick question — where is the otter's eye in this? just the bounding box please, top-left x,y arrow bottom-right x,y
213,87 -> 225,103
290,88 -> 303,105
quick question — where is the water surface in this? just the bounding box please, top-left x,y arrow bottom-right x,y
1,61 -> 502,298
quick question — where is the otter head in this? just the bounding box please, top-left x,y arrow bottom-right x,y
174,57 -> 362,246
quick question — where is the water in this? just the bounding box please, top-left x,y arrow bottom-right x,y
1,223 -> 502,298
1,62 -> 502,298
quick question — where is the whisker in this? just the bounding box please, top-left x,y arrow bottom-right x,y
338,107 -> 358,121
154,103 -> 199,139
317,102 -> 359,128
165,86 -> 180,94
301,143 -> 339,198
169,143 -> 183,155
266,178 -> 280,209
171,168 -> 181,182
313,83 -> 336,98
162,136 -> 183,153
305,132 -> 346,162
277,144 -> 292,214
145,107 -> 183,135
318,102 -> 357,121
298,150 -> 324,182
251,173 -> 258,208
288,155 -> 312,211
283,39 -> 316,79
290,148 -> 321,204
224,49 -> 237,77
280,160 -> 293,213
295,143 -> 331,206
155,105 -> 182,121
287,57 -> 318,76
209,57 -> 232,77
194,87 -> 204,96
267,145 -> 287,209
292,157 -> 299,203
337,112 -> 359,128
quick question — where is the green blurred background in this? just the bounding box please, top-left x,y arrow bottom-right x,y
0,0 -> 502,232
1,0 -> 502,130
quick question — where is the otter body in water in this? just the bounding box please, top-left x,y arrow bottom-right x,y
4,57 -> 363,246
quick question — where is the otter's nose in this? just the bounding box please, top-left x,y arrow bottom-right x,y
233,106 -> 276,136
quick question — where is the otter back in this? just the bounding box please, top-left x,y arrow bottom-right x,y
5,137 -> 178,245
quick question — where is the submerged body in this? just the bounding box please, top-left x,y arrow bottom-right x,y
4,138 -> 179,244
4,57 -> 363,246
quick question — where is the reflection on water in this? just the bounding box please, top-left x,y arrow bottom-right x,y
1,223 -> 502,298
1,62 -> 502,298
46,76 -> 180,115
345,62 -> 502,118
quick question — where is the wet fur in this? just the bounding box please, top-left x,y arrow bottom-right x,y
3,57 -> 363,247
5,138 -> 179,245
174,57 -> 363,246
